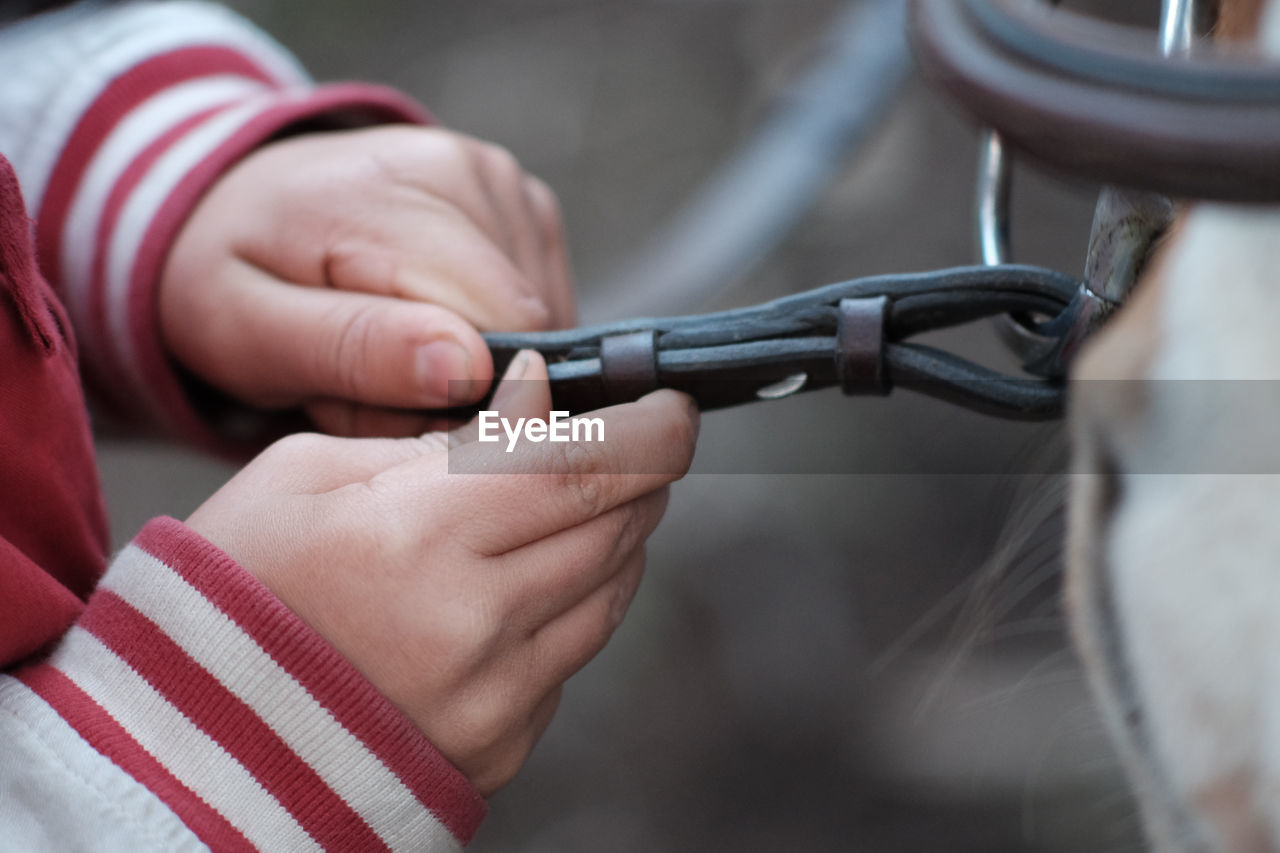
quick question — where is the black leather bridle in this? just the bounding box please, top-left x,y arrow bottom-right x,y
484,265 -> 1079,421
475,0 -> 1276,422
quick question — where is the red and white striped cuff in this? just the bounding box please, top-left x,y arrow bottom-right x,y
33,41 -> 428,447
17,517 -> 485,852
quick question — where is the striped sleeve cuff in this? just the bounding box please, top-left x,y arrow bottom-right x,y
18,2 -> 428,445
17,516 -> 486,852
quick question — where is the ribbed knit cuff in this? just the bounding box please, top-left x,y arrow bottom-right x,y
19,516 -> 485,851
35,64 -> 428,449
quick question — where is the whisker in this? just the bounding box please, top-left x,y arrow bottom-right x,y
869,574 -> 979,676
953,648 -> 1082,714
985,616 -> 1068,643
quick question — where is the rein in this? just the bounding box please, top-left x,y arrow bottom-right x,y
474,0 -> 1255,421
483,265 -> 1078,421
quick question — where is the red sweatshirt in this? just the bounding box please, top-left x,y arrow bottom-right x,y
0,3 -> 485,849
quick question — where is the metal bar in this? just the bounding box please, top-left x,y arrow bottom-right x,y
584,0 -> 911,322
976,0 -> 1216,377
975,130 -> 1010,266
1160,0 -> 1204,56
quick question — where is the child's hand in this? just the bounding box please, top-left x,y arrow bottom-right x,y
184,352 -> 697,794
160,126 -> 574,437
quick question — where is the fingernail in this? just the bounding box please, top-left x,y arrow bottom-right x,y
416,340 -> 471,401
490,350 -> 531,410
502,350 -> 531,381
688,398 -> 701,438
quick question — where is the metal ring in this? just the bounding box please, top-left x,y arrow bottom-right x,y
976,0 -> 1212,377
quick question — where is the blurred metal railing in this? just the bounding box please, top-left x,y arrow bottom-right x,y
583,0 -> 911,322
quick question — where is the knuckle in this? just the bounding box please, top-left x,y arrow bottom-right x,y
526,177 -> 565,238
477,142 -> 522,178
598,501 -> 651,560
510,295 -> 554,332
564,472 -> 606,520
441,137 -> 481,178
567,510 -> 630,577
362,495 -> 420,553
373,128 -> 453,173
322,239 -> 364,280
325,301 -> 385,398
324,238 -> 405,296
525,175 -> 558,211
625,496 -> 658,544
597,553 -> 646,642
606,569 -> 640,633
362,129 -> 478,202
258,431 -> 332,470
436,128 -> 472,156
556,440 -> 614,517
603,503 -> 637,546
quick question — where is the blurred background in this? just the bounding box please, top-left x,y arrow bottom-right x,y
96,1 -> 1165,849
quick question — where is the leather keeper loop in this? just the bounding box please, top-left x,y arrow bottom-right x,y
836,296 -> 889,395
601,330 -> 660,405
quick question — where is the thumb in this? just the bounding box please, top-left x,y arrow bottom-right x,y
488,349 -> 552,418
176,261 -> 495,410
453,349 -> 552,445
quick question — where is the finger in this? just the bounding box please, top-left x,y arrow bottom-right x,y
526,546 -> 647,689
323,206 -> 551,333
296,398 -> 493,483
415,136 -> 566,331
305,399 -> 441,438
481,348 -> 553,421
451,350 -> 552,447
525,175 -> 577,328
498,487 -> 669,632
466,143 -> 526,275
470,144 -> 552,315
440,389 -> 699,555
357,126 -> 518,274
180,259 -> 494,410
252,431 -> 450,495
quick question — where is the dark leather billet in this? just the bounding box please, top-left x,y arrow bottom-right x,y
836,296 -> 889,395
601,330 -> 660,406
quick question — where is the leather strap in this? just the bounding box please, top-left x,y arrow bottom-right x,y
478,264 -> 1078,421
601,330 -> 660,405
836,296 -> 889,395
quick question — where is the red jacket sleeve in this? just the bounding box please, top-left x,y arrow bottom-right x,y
10,518 -> 487,850
0,5 -> 487,848
0,0 -> 429,449
1,150 -> 487,850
